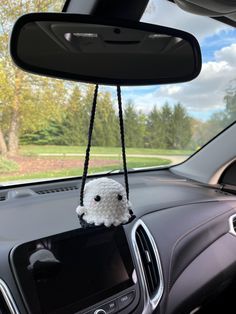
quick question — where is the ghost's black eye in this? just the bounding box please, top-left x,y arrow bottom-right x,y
94,195 -> 101,202
117,194 -> 123,201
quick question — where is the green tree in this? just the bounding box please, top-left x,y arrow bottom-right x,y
172,103 -> 192,149
160,103 -> 173,149
224,79 -> 236,124
59,85 -> 87,146
93,91 -> 119,147
124,101 -> 145,148
0,0 -> 64,156
20,120 -> 65,145
146,106 -> 163,148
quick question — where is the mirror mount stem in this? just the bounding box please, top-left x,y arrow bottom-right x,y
62,0 -> 149,21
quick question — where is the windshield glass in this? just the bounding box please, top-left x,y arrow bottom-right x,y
0,0 -> 235,185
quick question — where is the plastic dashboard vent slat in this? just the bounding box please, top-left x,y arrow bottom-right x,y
36,186 -> 79,195
135,225 -> 160,296
0,288 -> 11,313
233,217 -> 236,232
0,195 -> 6,202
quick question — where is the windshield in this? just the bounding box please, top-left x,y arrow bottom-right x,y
0,0 -> 235,185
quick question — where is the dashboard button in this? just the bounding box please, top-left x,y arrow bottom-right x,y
117,291 -> 135,310
94,310 -> 106,314
103,300 -> 117,314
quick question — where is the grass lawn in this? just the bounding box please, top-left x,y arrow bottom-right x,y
1,144 -> 192,182
0,158 -> 19,173
20,145 -> 193,156
0,156 -> 171,183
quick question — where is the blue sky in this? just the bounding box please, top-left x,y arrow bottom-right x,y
201,29 -> 236,62
103,0 -> 236,122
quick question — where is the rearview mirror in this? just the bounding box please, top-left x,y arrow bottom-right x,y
10,13 -> 202,86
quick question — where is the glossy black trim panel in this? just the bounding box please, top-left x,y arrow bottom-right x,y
10,13 -> 202,86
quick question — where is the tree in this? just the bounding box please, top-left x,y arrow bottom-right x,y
0,0 -> 64,156
59,85 -> 87,146
160,103 -> 173,149
20,120 -> 65,145
124,101 -> 145,148
50,85 -> 119,147
146,106 -> 163,148
0,63 -> 12,156
172,103 -> 192,149
224,79 -> 236,125
93,91 -> 119,147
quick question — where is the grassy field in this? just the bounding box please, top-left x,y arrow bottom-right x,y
0,145 -> 193,183
0,156 -> 171,182
0,158 -> 19,173
20,145 -> 193,156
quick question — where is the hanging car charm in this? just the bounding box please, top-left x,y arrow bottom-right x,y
77,85 -> 135,228
76,177 -> 133,227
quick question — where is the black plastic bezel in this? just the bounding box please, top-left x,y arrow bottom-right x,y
10,12 -> 202,86
10,226 -> 138,314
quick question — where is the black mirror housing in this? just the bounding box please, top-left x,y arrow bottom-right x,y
10,13 -> 202,86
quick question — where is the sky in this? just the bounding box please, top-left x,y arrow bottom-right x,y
104,0 -> 236,121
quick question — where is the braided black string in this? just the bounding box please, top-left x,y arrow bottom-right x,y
80,84 -> 130,209
117,85 -> 129,200
80,84 -> 99,206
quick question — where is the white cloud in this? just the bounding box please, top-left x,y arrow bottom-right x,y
215,43 -> 236,66
160,85 -> 182,95
101,1 -> 235,119
142,0 -> 230,41
124,43 -> 236,114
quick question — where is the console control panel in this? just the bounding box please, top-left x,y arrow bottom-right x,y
84,291 -> 135,314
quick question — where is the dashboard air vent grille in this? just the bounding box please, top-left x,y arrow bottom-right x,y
229,214 -> 236,236
0,279 -> 19,313
135,225 -> 160,296
0,289 -> 11,313
36,186 -> 79,195
0,195 -> 6,202
233,217 -> 236,230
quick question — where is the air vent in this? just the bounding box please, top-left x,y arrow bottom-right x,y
36,185 -> 79,195
132,220 -> 164,311
0,195 -> 6,202
0,279 -> 19,313
233,217 -> 236,231
0,289 -> 11,313
229,214 -> 236,235
135,225 -> 159,295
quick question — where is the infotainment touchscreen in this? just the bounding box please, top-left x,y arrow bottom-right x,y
11,226 -> 135,314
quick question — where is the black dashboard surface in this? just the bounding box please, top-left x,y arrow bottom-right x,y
0,169 -> 235,242
0,169 -> 236,314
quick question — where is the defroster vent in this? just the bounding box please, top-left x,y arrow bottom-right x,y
36,185 -> 79,195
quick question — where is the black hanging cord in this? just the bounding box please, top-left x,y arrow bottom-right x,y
80,84 -> 99,206
80,84 -> 130,211
117,85 -> 129,200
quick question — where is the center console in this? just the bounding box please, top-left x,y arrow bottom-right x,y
10,226 -> 140,314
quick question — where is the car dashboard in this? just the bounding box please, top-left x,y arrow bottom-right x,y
0,169 -> 236,314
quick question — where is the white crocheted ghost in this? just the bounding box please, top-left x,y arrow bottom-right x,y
76,177 -> 132,227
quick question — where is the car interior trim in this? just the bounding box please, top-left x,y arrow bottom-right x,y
131,219 -> 164,313
229,213 -> 236,236
172,122 -> 236,184
0,278 -> 20,314
209,158 -> 236,185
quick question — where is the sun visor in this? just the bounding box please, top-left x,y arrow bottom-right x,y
174,0 -> 236,19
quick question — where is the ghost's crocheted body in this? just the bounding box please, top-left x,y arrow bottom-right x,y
76,178 -> 132,227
